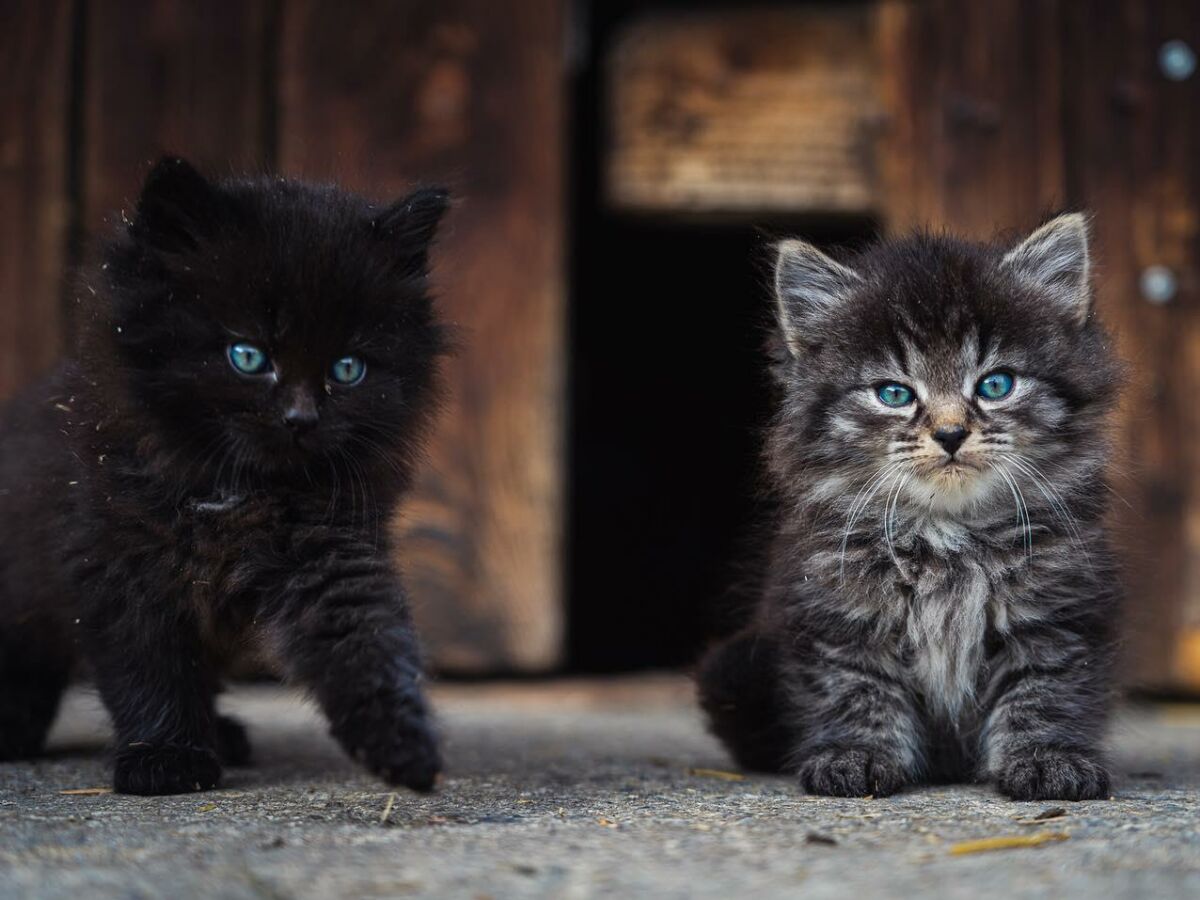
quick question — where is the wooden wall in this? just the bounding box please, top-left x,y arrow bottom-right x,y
878,0 -> 1200,691
277,0 -> 566,671
6,0 -> 1198,686
0,1 -> 72,401
603,0 -> 1200,690
606,5 -> 882,216
0,0 -> 565,672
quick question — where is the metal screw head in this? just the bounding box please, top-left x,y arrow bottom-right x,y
1140,265 -> 1178,304
1159,39 -> 1196,81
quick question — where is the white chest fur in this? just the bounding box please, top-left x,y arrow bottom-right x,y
903,548 -> 991,720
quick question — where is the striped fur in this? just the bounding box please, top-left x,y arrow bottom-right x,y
699,216 -> 1123,800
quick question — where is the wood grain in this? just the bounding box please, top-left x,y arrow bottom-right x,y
880,0 -> 1200,690
278,0 -> 565,671
80,0 -> 270,237
1061,0 -> 1200,690
606,6 -> 882,216
878,0 -> 1066,237
0,0 -> 72,400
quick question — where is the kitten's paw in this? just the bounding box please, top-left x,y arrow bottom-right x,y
216,714 -> 253,766
339,711 -> 442,792
997,750 -> 1110,801
113,742 -> 222,795
799,747 -> 907,798
365,721 -> 442,792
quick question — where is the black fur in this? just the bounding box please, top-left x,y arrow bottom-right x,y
0,157 -> 450,794
699,216 -> 1123,801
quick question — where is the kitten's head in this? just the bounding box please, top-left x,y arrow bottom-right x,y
770,214 -> 1121,518
90,157 -> 450,489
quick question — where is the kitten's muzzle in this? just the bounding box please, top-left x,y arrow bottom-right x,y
932,425 -> 968,456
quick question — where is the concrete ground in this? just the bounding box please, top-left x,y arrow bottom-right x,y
1,676 -> 1198,900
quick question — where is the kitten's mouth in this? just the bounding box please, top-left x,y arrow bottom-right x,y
913,455 -> 980,476
906,456 -> 1000,514
916,458 -> 985,493
271,427 -> 322,456
938,457 -> 978,471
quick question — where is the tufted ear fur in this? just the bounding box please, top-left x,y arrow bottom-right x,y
132,156 -> 226,252
371,187 -> 451,276
1001,213 -> 1092,325
773,239 -> 863,356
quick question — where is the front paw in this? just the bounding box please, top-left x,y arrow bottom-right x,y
367,724 -> 441,792
337,709 -> 442,792
997,749 -> 1110,801
798,746 -> 908,797
114,742 -> 221,795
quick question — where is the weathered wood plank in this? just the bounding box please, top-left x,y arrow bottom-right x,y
0,0 -> 72,400
1062,0 -> 1200,690
606,6 -> 882,216
878,0 -> 1066,237
880,0 -> 1200,691
279,0 -> 565,672
81,0 -> 270,235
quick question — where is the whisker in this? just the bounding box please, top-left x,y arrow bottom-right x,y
839,464 -> 901,584
995,463 -> 1032,561
883,467 -> 914,568
998,452 -> 1092,568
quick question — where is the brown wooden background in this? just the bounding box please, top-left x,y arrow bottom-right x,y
1,0 -> 564,673
4,0 -> 1199,687
605,0 -> 1200,690
877,0 -> 1200,690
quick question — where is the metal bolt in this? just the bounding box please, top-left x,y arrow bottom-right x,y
1159,39 -> 1196,81
1140,265 -> 1178,304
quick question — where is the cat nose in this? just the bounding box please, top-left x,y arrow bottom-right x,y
283,406 -> 319,433
282,394 -> 319,433
932,425 -> 968,456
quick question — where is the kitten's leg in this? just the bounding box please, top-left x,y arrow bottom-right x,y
0,619 -> 71,760
85,605 -> 222,795
980,628 -> 1111,801
270,554 -> 440,791
696,627 -> 796,772
213,706 -> 252,766
790,643 -> 924,797
203,681 -> 253,766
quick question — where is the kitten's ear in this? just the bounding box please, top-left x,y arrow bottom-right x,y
372,187 -> 451,275
1002,213 -> 1092,324
132,156 -> 224,251
774,239 -> 862,356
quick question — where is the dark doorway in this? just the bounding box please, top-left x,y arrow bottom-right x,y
566,0 -> 877,671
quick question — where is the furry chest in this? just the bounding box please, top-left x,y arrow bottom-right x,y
896,559 -> 992,720
178,492 -> 283,619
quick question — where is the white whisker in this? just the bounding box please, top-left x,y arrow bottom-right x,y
998,452 -> 1092,568
838,464 -> 901,584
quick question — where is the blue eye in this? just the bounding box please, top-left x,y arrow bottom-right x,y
977,371 -> 1015,400
330,356 -> 366,386
228,342 -> 270,375
877,382 -> 915,407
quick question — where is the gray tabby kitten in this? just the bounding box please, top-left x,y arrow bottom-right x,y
698,214 -> 1123,800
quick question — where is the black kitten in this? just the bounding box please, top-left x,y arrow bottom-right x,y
698,215 -> 1123,801
0,157 -> 450,794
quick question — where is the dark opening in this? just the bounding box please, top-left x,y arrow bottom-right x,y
566,0 -> 877,672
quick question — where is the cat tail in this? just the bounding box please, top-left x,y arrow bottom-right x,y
695,626 -> 794,774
